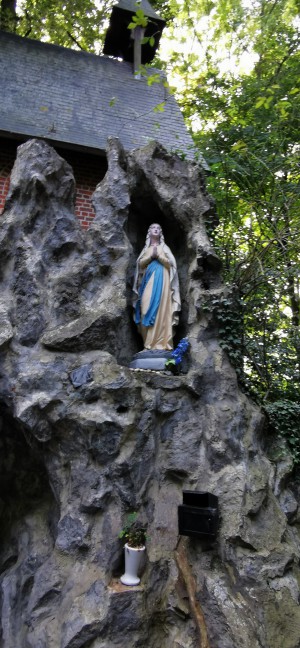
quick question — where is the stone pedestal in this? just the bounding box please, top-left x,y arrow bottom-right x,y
129,350 -> 172,371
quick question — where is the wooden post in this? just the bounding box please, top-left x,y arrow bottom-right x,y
132,26 -> 145,78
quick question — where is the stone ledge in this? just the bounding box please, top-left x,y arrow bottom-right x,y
108,578 -> 144,593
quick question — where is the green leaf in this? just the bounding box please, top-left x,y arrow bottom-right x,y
231,140 -> 247,151
153,101 -> 166,112
255,97 -> 267,109
146,73 -> 161,86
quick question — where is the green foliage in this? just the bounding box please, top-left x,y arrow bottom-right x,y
264,401 -> 300,464
154,0 -> 300,461
4,0 -> 157,53
153,101 -> 166,112
119,512 -> 147,548
128,8 -> 148,29
0,0 -> 17,31
5,0 -> 115,52
202,290 -> 245,380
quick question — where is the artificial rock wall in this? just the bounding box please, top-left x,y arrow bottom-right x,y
0,138 -> 299,648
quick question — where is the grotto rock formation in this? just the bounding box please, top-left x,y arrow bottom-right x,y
0,138 -> 300,648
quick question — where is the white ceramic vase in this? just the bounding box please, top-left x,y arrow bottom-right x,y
120,543 -> 145,586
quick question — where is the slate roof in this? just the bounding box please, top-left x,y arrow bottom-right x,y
0,32 -> 208,168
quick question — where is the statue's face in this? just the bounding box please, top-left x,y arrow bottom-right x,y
149,223 -> 161,239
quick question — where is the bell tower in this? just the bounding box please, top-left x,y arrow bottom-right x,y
103,0 -> 166,75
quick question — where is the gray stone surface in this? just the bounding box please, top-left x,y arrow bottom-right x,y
0,31 -> 208,167
0,138 -> 300,648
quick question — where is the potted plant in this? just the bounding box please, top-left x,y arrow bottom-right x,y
119,512 -> 147,586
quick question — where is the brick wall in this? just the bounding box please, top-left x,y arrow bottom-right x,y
0,138 -> 107,228
0,140 -> 15,214
63,149 -> 107,229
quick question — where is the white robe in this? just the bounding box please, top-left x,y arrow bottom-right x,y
133,243 -> 181,350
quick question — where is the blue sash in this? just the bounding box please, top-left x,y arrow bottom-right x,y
135,260 -> 164,326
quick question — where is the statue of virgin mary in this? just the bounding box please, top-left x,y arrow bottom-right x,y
133,223 -> 181,351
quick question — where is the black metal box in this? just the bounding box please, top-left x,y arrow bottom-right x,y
178,491 -> 218,540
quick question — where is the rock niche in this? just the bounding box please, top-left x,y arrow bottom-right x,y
0,138 -> 299,648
